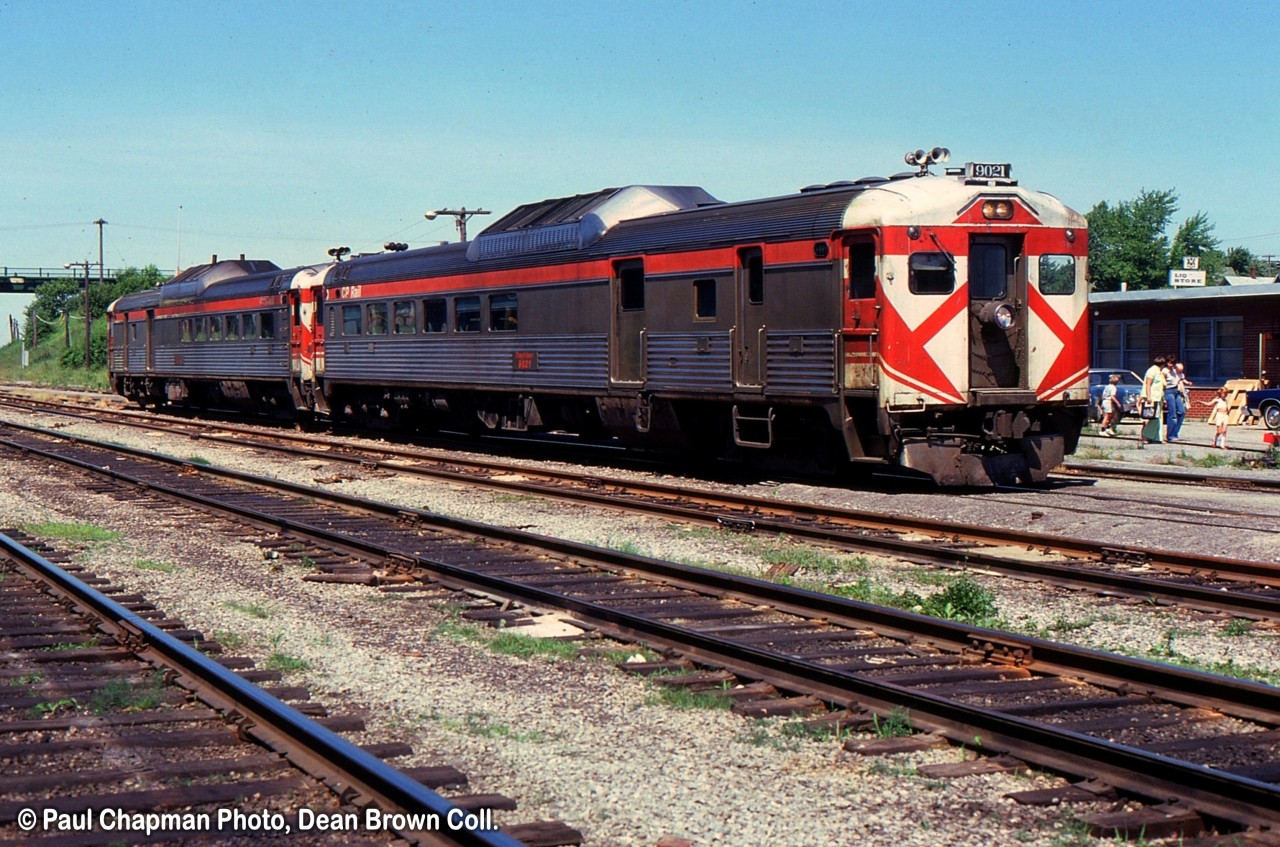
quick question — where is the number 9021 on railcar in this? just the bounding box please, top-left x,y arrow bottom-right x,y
108,150 -> 1090,486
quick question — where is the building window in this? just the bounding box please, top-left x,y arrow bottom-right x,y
1182,316 -> 1243,383
490,293 -> 518,332
424,298 -> 447,333
1093,319 -> 1148,374
908,252 -> 955,294
694,279 -> 716,319
456,296 -> 481,332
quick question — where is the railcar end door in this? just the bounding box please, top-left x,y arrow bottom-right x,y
145,310 -> 154,371
968,236 -> 1026,391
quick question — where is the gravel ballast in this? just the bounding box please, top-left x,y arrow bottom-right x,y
3,405 -> 1279,845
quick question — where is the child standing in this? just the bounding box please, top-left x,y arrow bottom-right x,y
1099,374 -> 1120,436
1208,387 -> 1230,449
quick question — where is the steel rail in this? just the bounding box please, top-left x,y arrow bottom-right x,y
6,395 -> 1279,574
5,406 -> 1280,618
0,531 -> 526,847
4,422 -> 1280,828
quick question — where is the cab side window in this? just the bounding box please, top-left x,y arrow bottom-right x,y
909,252 -> 955,294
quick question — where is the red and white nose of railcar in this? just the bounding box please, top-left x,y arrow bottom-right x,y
845,160 -> 1089,414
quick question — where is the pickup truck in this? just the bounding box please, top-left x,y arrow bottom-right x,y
1244,388 -> 1280,430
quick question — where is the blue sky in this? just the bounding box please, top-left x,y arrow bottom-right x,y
2,0 -> 1278,272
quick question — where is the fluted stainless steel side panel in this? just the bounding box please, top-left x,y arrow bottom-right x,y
765,332 -> 838,395
645,332 -> 732,392
151,342 -> 290,379
323,334 -> 608,390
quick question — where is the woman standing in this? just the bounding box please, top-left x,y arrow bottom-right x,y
1140,355 -> 1167,445
1162,357 -> 1185,442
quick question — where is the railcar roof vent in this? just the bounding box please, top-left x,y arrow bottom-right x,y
160,258 -> 281,304
467,185 -> 720,261
800,177 -> 888,192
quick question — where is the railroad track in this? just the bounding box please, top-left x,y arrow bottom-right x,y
2,418 -> 1280,839
4,397 -> 1280,623
0,530 -> 580,847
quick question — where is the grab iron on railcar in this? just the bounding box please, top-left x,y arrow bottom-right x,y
108,150 -> 1089,486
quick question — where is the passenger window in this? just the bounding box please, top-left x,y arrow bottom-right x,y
366,302 -> 388,336
848,242 -> 877,299
259,312 -> 276,339
209,316 -> 223,341
424,298 -> 447,333
225,315 -> 240,340
241,313 -> 257,340
393,301 -> 416,335
908,252 -> 955,295
619,263 -> 645,311
180,319 -> 192,343
490,293 -> 518,332
342,305 -> 362,336
694,279 -> 716,319
194,318 -> 207,342
456,296 -> 481,332
1039,255 -> 1076,295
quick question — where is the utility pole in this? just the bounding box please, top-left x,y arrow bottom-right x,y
64,258 -> 98,369
424,207 -> 491,242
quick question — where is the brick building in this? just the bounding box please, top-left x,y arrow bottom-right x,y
1089,282 -> 1280,415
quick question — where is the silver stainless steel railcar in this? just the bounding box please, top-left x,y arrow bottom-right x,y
110,153 -> 1090,485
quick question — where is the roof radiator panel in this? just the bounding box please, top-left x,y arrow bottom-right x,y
470,221 -> 581,261
467,185 -> 720,262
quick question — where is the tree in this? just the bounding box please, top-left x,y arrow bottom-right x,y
24,265 -> 168,365
1225,246 -> 1256,275
1169,212 -> 1226,284
1085,188 -> 1178,291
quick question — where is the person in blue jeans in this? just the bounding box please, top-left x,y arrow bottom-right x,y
1163,357 -> 1186,441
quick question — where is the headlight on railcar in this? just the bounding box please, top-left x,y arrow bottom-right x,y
981,199 -> 1014,220
979,302 -> 1016,329
994,304 -> 1015,329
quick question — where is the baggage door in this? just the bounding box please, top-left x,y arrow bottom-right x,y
734,247 -> 766,389
611,259 -> 645,384
145,310 -> 154,371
